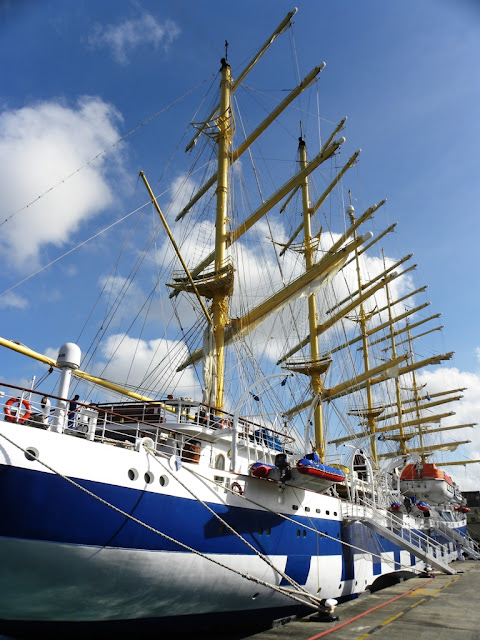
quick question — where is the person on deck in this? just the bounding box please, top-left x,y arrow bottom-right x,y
40,396 -> 51,426
68,394 -> 80,429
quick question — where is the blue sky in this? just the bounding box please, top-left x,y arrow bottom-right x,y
1,0 -> 480,488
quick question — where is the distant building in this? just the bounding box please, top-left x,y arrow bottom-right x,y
463,491 -> 480,542
463,491 -> 480,508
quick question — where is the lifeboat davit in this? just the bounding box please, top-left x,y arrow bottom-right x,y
400,462 -> 454,505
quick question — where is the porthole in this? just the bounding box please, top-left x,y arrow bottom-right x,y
326,510 -> 330,515
334,511 -> 338,516
296,530 -> 301,537
292,505 -> 299,510
258,528 -> 263,535
144,471 -> 154,484
25,447 -> 39,462
305,507 -> 310,512
316,508 -> 321,513
266,528 -> 271,535
128,468 -> 139,481
159,475 -> 169,487
302,530 -> 306,537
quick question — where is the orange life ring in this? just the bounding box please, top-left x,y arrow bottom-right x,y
231,481 -> 243,495
4,397 -> 32,423
221,419 -> 232,429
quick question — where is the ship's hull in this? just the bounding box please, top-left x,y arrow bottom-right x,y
0,419 -> 461,632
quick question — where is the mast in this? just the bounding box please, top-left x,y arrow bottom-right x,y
184,8 -> 298,153
347,202 -> 379,468
212,58 -> 233,410
299,137 -> 326,459
406,325 -> 428,461
384,253 -> 408,456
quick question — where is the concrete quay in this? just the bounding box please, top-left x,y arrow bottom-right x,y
243,560 -> 480,640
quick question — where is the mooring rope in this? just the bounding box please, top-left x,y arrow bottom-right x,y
179,452 -> 418,573
145,448 -> 323,607
0,427 -> 438,610
0,431 -> 321,609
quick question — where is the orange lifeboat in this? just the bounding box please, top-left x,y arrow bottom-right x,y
400,463 -> 455,505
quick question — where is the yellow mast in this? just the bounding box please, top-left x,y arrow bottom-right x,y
176,65 -> 326,222
384,253 -> 408,456
406,324 -> 428,462
347,202 -> 379,468
298,137 -> 325,459
212,58 -> 233,410
177,234 -> 365,371
184,8 -> 298,153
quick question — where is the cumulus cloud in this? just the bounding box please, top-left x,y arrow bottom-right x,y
88,14 -> 180,64
94,333 -> 200,399
412,365 -> 480,489
0,97 -> 125,271
0,291 -> 28,310
157,171 -> 213,231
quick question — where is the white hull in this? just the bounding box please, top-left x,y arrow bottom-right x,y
0,417 -> 462,629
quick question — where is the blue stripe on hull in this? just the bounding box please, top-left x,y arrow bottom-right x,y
0,465 -> 343,557
279,554 -> 311,586
0,464 -> 448,565
0,461 -> 454,630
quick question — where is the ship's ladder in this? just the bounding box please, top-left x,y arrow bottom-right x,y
342,501 -> 456,575
431,520 -> 480,560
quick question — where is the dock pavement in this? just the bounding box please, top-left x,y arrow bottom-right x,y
242,559 -> 480,640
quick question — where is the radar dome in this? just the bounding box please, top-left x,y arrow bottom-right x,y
56,343 -> 81,370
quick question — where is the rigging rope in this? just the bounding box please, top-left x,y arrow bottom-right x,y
146,449 -> 322,607
0,76 -> 214,230
181,455 -> 418,574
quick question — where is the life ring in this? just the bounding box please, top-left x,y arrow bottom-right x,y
231,481 -> 243,495
4,397 -> 32,423
221,419 -> 232,429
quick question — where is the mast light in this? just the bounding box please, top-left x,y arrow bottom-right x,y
360,231 -> 373,244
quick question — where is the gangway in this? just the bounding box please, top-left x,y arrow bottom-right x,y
431,520 -> 480,560
343,501 -> 456,575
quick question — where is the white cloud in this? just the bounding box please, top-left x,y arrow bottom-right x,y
0,291 -> 28,309
94,333 -> 200,399
416,366 -> 480,490
163,172 -> 212,223
0,97 -> 125,271
88,14 -> 180,64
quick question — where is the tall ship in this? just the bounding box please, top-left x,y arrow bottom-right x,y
0,8 -> 478,635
